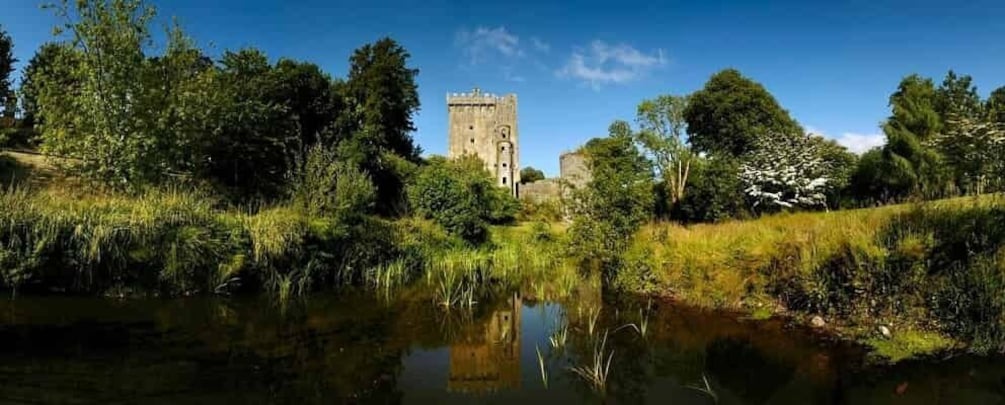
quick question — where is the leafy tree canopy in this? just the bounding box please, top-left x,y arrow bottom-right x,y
684,69 -> 802,157
519,166 -> 545,184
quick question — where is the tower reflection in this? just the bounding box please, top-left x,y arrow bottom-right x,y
447,294 -> 522,394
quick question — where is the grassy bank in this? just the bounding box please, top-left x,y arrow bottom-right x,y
622,195 -> 1005,357
0,186 -> 576,302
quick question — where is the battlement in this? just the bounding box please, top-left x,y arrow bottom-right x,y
447,87 -> 516,106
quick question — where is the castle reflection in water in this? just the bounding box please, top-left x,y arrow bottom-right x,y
447,294 -> 522,394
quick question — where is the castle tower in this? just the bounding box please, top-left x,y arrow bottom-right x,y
447,87 -> 520,196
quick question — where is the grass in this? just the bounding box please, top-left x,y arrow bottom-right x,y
620,195 -> 1005,357
865,329 -> 957,363
569,329 -> 614,395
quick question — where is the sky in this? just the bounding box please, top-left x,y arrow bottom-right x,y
5,0 -> 1005,176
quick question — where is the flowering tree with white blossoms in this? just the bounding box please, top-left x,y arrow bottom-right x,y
740,133 -> 832,211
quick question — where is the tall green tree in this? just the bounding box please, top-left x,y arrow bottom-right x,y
684,69 -> 802,157
935,70 -> 982,124
205,48 -> 297,199
634,94 -> 693,210
985,86 -> 1005,124
569,120 -> 654,268
37,0 -> 213,189
340,38 -> 421,215
271,59 -> 342,151
877,74 -> 948,200
0,25 -> 15,120
19,43 -> 79,131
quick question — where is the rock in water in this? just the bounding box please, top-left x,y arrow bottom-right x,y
879,325 -> 892,339
811,316 -> 826,328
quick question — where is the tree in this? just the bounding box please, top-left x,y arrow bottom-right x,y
674,155 -> 746,223
935,70 -> 982,124
205,48 -> 297,199
684,69 -> 802,157
19,43 -> 79,131
37,0 -> 213,189
634,94 -> 693,210
880,74 -> 949,199
739,134 -> 832,212
933,116 -> 1005,195
271,59 -> 341,151
986,86 -> 1005,124
407,155 -> 518,243
340,38 -> 422,215
519,166 -> 545,184
568,120 -> 654,268
0,25 -> 15,120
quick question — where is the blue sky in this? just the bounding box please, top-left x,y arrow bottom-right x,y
5,0 -> 1005,176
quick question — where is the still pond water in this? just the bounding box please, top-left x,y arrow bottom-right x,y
1,291 -> 1004,404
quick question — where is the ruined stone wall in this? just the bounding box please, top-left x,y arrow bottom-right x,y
447,88 -> 519,196
560,151 -> 591,191
519,179 -> 561,203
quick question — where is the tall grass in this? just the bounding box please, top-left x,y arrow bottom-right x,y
625,195 -> 1005,352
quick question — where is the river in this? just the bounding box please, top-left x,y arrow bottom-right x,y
0,292 -> 1002,404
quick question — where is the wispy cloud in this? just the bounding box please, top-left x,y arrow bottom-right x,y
455,26 -> 524,64
807,126 -> 885,154
530,37 -> 550,53
557,40 -> 666,88
835,132 -> 885,154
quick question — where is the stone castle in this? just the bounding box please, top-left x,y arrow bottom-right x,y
447,88 -> 520,196
447,87 -> 590,201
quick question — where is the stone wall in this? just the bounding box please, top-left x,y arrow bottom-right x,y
559,151 -> 591,191
447,88 -> 519,196
519,179 -> 561,203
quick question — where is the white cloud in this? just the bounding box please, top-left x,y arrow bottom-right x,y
456,26 -> 524,64
835,132 -> 885,154
530,37 -> 550,53
806,126 -> 885,154
557,40 -> 666,88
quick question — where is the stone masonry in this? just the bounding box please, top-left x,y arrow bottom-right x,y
447,88 -> 520,196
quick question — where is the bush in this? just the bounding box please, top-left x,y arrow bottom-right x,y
407,155 -> 517,244
287,143 -> 375,219
674,155 -> 747,223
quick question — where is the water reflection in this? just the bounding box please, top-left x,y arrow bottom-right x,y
0,292 -> 1003,403
447,294 -> 521,394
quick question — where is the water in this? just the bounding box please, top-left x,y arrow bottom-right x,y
0,292 -> 1003,404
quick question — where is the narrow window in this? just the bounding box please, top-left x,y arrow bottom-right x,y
502,177 -> 508,185
501,146 -> 506,151
470,138 -> 475,143
502,163 -> 507,168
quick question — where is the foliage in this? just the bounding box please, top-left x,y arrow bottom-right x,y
568,121 -> 654,269
204,48 -> 296,200
339,38 -> 422,215
933,116 -> 1005,195
0,24 -> 15,119
520,166 -> 545,184
407,155 -> 517,243
36,0 -> 212,190
855,75 -> 948,203
673,156 -> 746,223
17,42 -> 79,140
739,134 -> 832,212
987,86 -> 1005,124
935,70 -> 983,125
287,143 -> 375,219
684,69 -> 802,157
633,94 -> 693,211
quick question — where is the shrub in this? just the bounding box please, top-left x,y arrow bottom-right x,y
287,143 -> 375,219
407,155 -> 517,244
